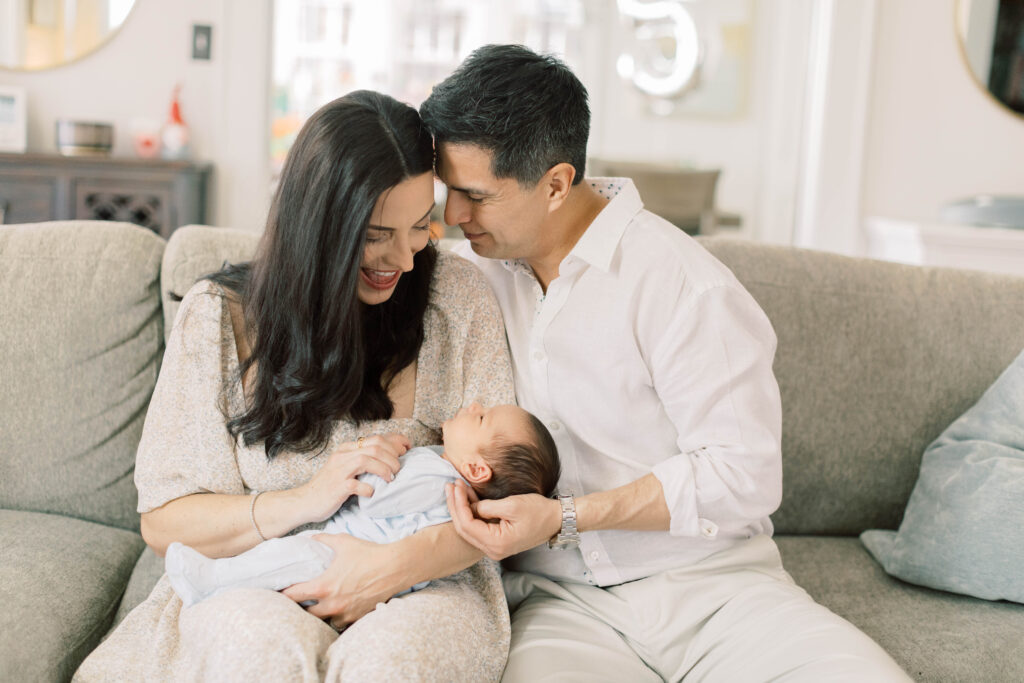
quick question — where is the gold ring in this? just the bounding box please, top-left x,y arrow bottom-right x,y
357,437 -> 365,448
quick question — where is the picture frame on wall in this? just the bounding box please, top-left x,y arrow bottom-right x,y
0,86 -> 28,153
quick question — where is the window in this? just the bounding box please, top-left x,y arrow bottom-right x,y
270,0 -> 585,177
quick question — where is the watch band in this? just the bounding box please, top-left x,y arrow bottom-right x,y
548,494 -> 580,550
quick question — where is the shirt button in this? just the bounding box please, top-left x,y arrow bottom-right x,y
533,350 -> 545,361
549,421 -> 561,431
589,551 -> 599,561
699,519 -> 719,538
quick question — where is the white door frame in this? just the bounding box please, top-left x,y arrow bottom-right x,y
792,0 -> 878,255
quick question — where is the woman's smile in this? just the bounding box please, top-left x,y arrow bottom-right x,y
360,268 -> 401,290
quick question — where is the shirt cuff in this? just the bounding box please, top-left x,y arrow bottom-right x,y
652,454 -> 703,538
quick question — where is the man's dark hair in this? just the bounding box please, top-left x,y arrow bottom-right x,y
206,90 -> 436,460
420,44 -> 590,187
476,413 -> 561,499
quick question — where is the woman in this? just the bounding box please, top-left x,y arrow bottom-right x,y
75,91 -> 515,681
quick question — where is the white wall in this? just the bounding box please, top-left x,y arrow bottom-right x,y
0,0 -> 272,231
581,0 -> 813,243
861,0 -> 1024,224
6,0 -> 1019,248
2,0 -> 812,242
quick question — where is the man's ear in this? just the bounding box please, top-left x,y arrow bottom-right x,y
462,460 -> 493,484
543,163 -> 576,212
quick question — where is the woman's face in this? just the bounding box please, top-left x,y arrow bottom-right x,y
358,171 -> 435,306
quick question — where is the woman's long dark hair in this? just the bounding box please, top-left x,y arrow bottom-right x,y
209,90 -> 437,459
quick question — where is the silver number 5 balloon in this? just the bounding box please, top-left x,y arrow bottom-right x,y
616,0 -> 702,100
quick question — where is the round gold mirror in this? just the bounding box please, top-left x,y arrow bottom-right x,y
0,0 -> 138,71
955,0 -> 1024,117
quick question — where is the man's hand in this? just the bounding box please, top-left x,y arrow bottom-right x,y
281,533 -> 403,630
444,480 -> 562,560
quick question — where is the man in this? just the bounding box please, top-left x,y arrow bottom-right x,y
423,44 -> 908,682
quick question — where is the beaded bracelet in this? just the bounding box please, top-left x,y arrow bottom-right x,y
250,490 -> 268,541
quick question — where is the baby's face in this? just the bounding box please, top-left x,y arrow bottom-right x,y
441,403 -> 531,470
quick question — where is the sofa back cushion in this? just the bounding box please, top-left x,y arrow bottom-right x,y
0,221 -> 165,531
698,236 -> 1024,535
161,225 -> 260,341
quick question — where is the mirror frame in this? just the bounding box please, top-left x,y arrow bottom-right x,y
954,0 -> 1024,121
0,0 -> 139,72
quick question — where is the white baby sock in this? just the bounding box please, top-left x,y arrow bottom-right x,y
165,541 -> 219,607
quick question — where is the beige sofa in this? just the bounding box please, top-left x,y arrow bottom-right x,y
1,220 -> 1022,682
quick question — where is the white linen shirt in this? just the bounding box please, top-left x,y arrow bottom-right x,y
454,178 -> 783,587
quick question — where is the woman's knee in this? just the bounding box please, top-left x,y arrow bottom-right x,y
178,588 -> 335,679
324,573 -> 509,682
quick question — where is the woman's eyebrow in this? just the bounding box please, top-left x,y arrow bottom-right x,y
368,204 -> 435,231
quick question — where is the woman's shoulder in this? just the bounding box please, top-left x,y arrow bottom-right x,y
430,248 -> 495,305
176,278 -> 231,319
169,278 -> 235,348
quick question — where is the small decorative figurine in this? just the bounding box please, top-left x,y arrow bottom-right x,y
161,84 -> 190,160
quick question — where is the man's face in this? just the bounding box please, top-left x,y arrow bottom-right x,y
435,142 -> 550,261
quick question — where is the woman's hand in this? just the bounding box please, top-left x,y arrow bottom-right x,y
297,434 -> 410,523
282,533 -> 403,629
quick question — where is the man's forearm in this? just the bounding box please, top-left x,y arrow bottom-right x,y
575,473 -> 670,533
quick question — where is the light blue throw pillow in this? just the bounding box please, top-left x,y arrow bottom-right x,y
861,348 -> 1024,603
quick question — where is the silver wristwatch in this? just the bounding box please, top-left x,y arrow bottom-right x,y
548,494 -> 580,550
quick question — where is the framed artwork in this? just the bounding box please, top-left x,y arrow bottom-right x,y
0,86 -> 28,153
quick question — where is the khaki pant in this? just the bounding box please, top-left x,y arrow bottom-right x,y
502,535 -> 909,682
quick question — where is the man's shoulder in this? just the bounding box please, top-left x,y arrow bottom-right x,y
618,211 -> 737,290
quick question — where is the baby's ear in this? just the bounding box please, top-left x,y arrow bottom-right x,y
463,460 -> 492,484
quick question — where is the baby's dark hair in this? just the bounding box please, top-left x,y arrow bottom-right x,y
475,413 -> 560,499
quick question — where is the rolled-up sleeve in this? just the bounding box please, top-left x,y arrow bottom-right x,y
649,284 -> 782,538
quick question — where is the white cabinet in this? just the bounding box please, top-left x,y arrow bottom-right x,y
864,216 -> 1024,278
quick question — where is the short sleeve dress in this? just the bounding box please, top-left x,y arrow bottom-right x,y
74,250 -> 516,683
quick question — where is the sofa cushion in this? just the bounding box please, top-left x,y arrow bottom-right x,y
861,347 -> 1024,603
699,237 -> 1024,534
0,221 -> 165,531
161,224 -> 260,341
0,509 -> 145,682
776,535 -> 1024,683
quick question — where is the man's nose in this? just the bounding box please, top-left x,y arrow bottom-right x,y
444,192 -> 471,227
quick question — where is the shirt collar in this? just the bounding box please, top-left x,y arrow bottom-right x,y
498,177 -> 642,276
567,178 -> 641,273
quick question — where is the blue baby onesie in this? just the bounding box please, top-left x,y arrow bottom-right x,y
165,446 -> 465,606
323,445 -> 461,542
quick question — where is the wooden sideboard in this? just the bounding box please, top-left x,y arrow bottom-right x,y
0,153 -> 211,238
